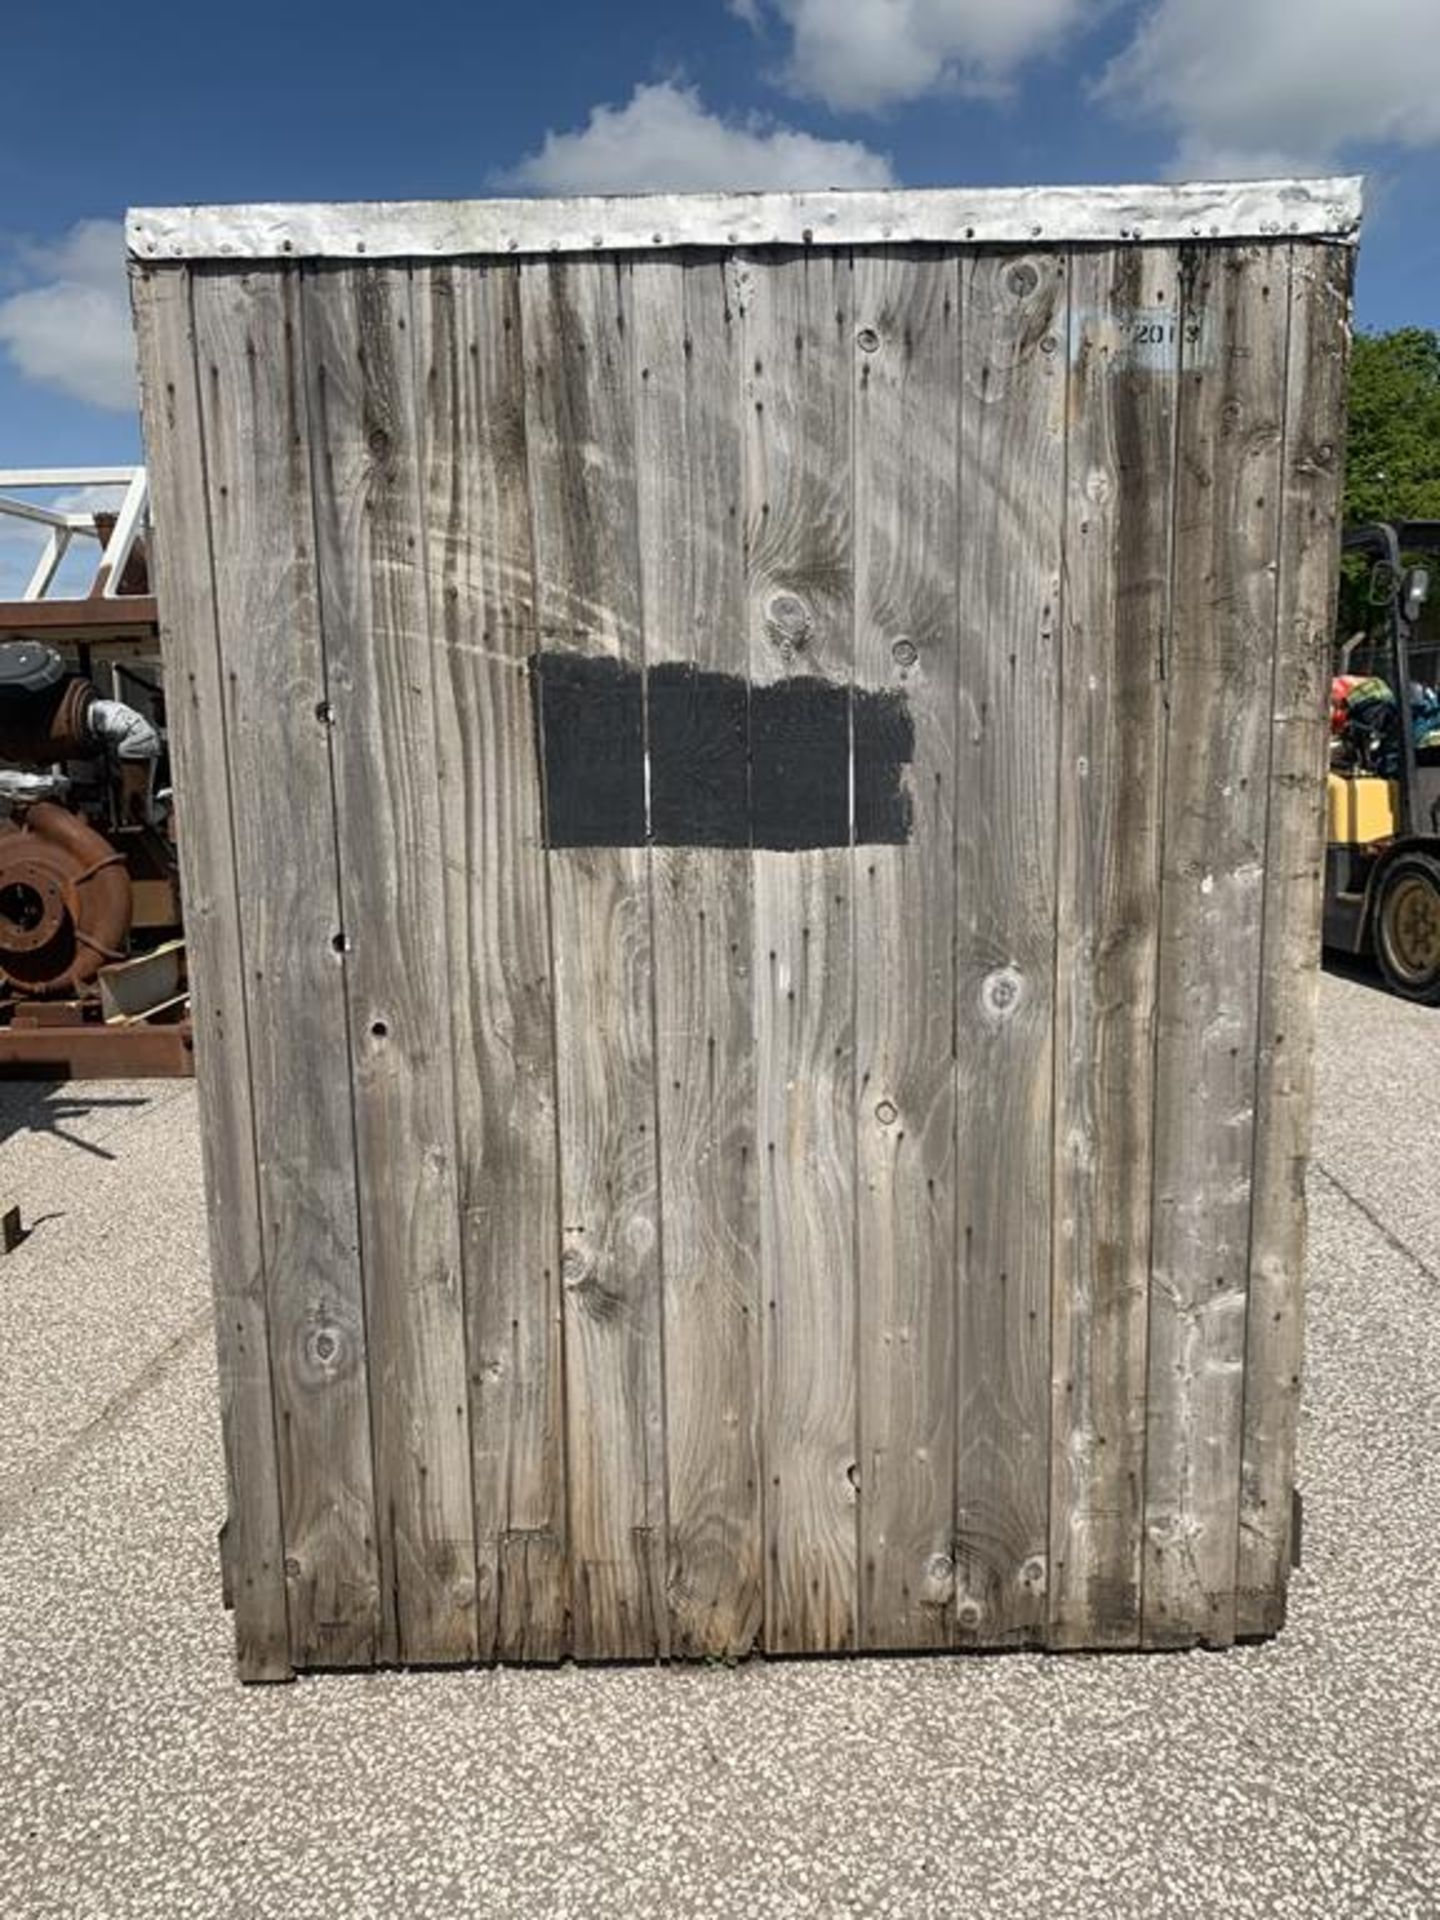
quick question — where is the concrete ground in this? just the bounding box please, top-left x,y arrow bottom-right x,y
0,967 -> 1436,1920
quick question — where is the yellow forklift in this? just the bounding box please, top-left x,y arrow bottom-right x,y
1325,521 -> 1440,1001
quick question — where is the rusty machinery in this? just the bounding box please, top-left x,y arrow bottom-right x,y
0,636 -> 191,1076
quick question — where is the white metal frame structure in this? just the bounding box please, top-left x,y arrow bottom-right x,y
0,467 -> 150,602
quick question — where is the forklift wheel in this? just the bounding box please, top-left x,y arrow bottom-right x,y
1374,851 -> 1440,1004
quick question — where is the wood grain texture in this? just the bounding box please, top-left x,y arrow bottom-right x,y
411,261 -> 567,1662
952,252 -> 1066,1646
1049,248 -> 1180,1649
546,847 -> 665,1657
1143,245 -> 1288,1649
632,256 -> 762,1657
301,264 -> 476,1664
521,256 -> 667,1659
1237,243 -> 1352,1636
143,229 -> 1343,1672
131,265 -> 291,1681
739,249 -> 858,1653
190,265 -> 380,1667
851,248 -> 960,1649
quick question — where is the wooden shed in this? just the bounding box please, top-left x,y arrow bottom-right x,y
129,178 -> 1358,1681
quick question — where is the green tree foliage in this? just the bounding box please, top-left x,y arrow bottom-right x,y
1338,330 -> 1440,644
1345,328 -> 1440,527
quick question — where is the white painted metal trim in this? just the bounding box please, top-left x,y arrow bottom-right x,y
128,178 -> 1363,263
0,468 -> 143,488
24,528 -> 69,601
0,466 -> 149,603
97,467 -> 149,600
0,495 -> 79,533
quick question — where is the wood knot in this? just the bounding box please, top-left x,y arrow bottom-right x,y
765,592 -> 813,652
304,1322 -> 345,1375
921,1553 -> 956,1605
855,326 -> 880,354
1007,262 -> 1040,299
980,965 -> 1024,1020
562,1248 -> 623,1321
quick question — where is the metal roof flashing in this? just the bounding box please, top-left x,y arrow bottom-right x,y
127,178 -> 1363,264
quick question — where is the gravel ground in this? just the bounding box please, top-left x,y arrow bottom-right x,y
0,966 -> 1436,1920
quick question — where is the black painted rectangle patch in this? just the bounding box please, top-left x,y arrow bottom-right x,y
647,662 -> 749,847
534,651 -> 646,848
531,650 -> 912,850
749,677 -> 850,852
853,689 -> 915,846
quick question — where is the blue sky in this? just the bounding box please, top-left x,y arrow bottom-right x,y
2,0 -> 1438,495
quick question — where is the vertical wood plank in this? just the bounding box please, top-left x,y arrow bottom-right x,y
740,249 -> 858,1654
1049,248 -> 1180,1649
1237,243 -> 1352,1635
411,260 -> 567,1663
1144,245 -> 1288,1649
952,251 -> 1066,1647
632,256 -> 762,1657
190,265 -> 380,1668
851,248 -> 960,1649
131,265 -> 292,1681
301,264 -> 477,1664
521,255 -> 667,1660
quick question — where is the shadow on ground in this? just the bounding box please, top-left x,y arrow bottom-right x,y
0,1084 -> 157,1158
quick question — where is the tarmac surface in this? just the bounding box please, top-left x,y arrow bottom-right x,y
1,964 -> 1436,1919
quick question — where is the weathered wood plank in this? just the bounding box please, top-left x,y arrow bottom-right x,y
1237,243 -> 1352,1635
190,265 -> 380,1667
411,261 -> 567,1662
632,255 -> 762,1657
546,848 -> 664,1658
300,263 -> 476,1664
1049,248 -> 1180,1649
851,248 -> 960,1649
521,255 -> 667,1659
952,251 -> 1066,1646
740,248 -> 858,1653
1144,245 -> 1288,1648
131,265 -> 291,1681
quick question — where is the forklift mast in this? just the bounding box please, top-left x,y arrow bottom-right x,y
1341,521 -> 1440,839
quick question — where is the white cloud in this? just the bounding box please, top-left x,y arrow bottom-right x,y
501,81 -> 895,192
1102,0 -> 1440,176
0,219 -> 136,413
741,0 -> 1096,113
